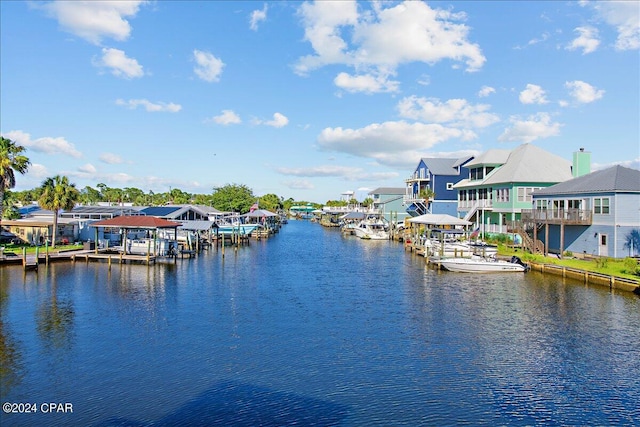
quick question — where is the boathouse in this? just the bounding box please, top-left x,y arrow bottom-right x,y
90,216 -> 181,255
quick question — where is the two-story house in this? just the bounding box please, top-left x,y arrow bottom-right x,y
526,165 -> 640,258
404,156 -> 473,217
368,187 -> 408,223
453,144 -> 583,235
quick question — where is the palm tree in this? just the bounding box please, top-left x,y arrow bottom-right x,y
38,175 -> 79,247
0,137 -> 31,219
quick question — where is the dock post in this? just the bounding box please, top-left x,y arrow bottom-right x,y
108,255 -> 112,270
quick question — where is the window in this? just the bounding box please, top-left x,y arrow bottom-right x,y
594,197 -> 610,215
517,187 -> 541,202
446,182 -> 453,190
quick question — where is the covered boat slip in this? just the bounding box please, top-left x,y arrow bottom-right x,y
406,214 -> 473,257
89,216 -> 181,258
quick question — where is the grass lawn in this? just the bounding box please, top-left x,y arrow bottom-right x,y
498,245 -> 640,282
1,244 -> 83,256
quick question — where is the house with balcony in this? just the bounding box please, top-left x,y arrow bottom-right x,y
368,187 -> 408,223
404,156 -> 473,217
525,165 -> 640,258
453,144 -> 584,235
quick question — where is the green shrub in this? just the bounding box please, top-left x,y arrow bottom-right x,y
594,257 -> 609,269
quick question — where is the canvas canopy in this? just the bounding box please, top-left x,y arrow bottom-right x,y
240,209 -> 278,218
407,214 -> 471,227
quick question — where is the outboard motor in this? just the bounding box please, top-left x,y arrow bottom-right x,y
511,256 -> 531,272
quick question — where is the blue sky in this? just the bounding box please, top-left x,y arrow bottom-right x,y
1,1 -> 638,204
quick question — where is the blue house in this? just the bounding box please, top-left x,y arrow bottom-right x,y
526,165 -> 640,258
404,156 -> 473,217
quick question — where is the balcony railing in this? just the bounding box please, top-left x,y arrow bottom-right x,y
405,173 -> 430,184
521,208 -> 592,225
457,199 -> 493,210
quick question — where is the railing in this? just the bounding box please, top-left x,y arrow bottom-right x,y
521,209 -> 592,225
458,199 -> 493,210
404,174 -> 430,183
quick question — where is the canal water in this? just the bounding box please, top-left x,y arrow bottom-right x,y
1,220 -> 639,426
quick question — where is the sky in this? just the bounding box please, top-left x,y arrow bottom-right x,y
1,1 -> 639,204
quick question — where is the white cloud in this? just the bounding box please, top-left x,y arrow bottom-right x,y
39,0 -> 147,45
250,4 -> 268,31
334,72 -> 399,94
498,113 -> 562,143
100,153 -> 124,164
262,113 -> 289,128
211,110 -> 242,125
282,179 -> 315,190
28,163 -> 49,179
590,1 -> 640,51
94,48 -> 144,79
478,86 -> 495,98
78,163 -> 97,174
295,1 -> 485,93
317,120 -> 475,168
397,96 -> 499,128
3,130 -> 82,158
565,80 -> 605,104
193,49 -> 225,82
116,98 -> 182,112
566,26 -> 600,54
519,84 -> 548,104
277,165 -> 398,181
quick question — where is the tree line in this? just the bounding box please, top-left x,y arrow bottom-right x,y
1,136 -> 329,221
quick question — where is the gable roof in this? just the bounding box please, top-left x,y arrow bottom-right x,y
90,216 -> 181,229
369,187 -> 405,195
420,158 -> 466,175
533,165 -> 640,196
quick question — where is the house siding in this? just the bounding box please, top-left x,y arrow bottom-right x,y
533,192 -> 640,258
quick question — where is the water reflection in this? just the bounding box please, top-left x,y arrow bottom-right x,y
0,269 -> 24,395
36,271 -> 75,352
1,221 -> 639,426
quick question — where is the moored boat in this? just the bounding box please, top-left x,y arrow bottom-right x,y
353,218 -> 390,240
438,255 -> 530,273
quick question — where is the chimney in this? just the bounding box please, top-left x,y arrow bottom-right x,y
572,148 -> 591,178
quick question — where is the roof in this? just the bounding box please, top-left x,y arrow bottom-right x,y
90,216 -> 181,229
178,220 -> 218,231
455,144 -> 572,188
141,206 -> 182,217
241,209 -> 278,218
369,187 -> 405,195
408,214 -> 472,226
533,165 -> 640,196
61,206 -> 142,216
465,149 -> 510,167
420,158 -> 464,176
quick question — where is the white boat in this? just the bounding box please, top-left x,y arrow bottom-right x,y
353,218 -> 390,240
125,238 -> 178,256
423,239 -> 472,257
467,241 -> 498,257
438,256 -> 530,273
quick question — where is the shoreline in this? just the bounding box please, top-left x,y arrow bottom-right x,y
3,245 -> 639,295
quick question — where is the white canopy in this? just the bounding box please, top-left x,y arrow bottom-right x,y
407,214 -> 471,226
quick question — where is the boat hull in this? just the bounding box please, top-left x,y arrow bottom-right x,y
439,257 -> 527,273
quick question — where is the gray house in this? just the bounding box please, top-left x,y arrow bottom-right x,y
525,165 -> 640,258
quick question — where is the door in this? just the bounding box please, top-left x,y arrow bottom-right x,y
598,234 -> 608,257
